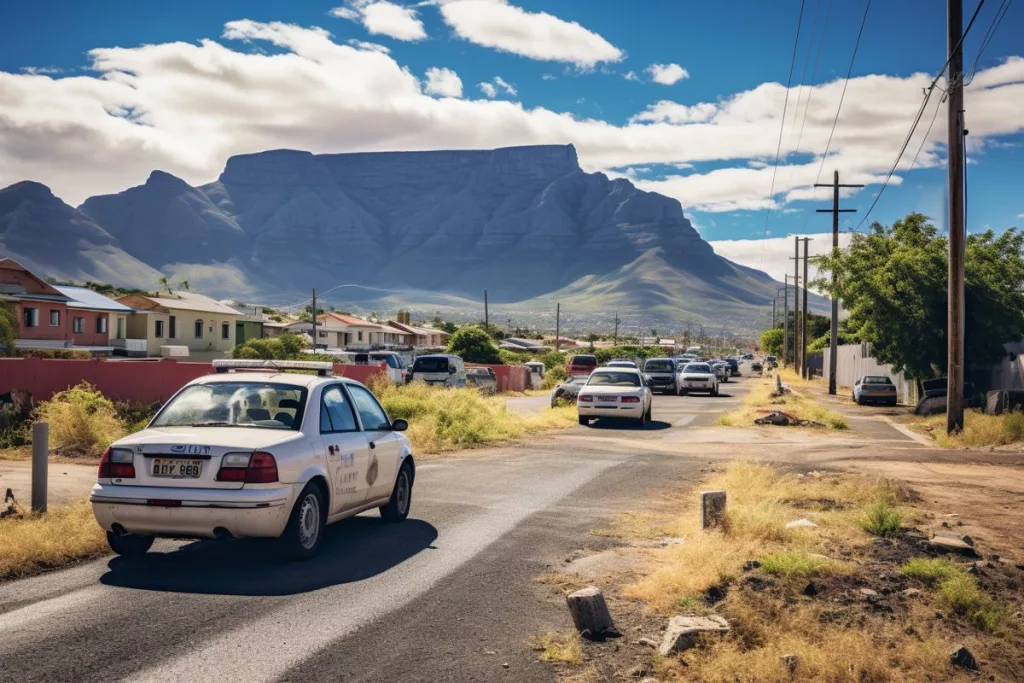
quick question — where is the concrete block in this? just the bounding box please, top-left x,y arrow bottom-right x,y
700,490 -> 727,530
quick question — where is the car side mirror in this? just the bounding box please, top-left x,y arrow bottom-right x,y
391,418 -> 408,432
449,367 -> 457,374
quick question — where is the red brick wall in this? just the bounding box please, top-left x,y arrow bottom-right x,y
67,310 -> 110,347
0,358 -> 387,405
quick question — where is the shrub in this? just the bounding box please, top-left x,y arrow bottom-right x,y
34,382 -> 124,458
0,390 -> 33,448
542,366 -> 566,390
0,303 -> 17,357
20,349 -> 93,359
857,500 -> 903,537
446,326 -> 501,364
115,401 -> 160,434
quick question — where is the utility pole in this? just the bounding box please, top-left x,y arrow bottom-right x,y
772,295 -> 777,328
783,275 -> 789,366
947,0 -> 966,434
613,312 -> 620,346
793,237 -> 801,371
311,288 -> 318,349
556,302 -> 561,352
484,289 -> 489,332
815,170 -> 863,393
800,237 -> 811,379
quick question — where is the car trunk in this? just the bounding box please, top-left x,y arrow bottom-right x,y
111,427 -> 286,490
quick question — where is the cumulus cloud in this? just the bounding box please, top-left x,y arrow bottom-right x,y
477,76 -> 515,98
492,76 -> 516,95
436,0 -> 623,67
0,20 -> 1022,215
423,67 -> 463,97
331,1 -> 426,41
709,232 -> 854,286
646,63 -> 689,85
623,70 -> 639,82
477,81 -> 496,98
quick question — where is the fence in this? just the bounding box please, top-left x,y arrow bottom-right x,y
822,343 -> 918,406
0,357 -> 386,405
467,364 -> 530,392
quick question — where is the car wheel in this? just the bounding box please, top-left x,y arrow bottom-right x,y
637,409 -> 647,427
711,385 -> 719,397
281,483 -> 326,560
106,530 -> 154,557
578,415 -> 590,426
380,462 -> 413,523
645,404 -> 653,421
680,390 -> 688,396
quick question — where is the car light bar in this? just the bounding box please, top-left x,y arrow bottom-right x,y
211,359 -> 334,376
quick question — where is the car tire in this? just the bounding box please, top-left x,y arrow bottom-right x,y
578,415 -> 590,426
680,390 -> 688,396
380,462 -> 413,523
645,404 -> 653,421
281,483 -> 326,561
637,410 -> 647,427
711,385 -> 719,397
106,530 -> 154,557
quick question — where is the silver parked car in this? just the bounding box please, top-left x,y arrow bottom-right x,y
466,366 -> 498,394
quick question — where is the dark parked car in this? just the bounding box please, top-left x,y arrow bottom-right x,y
551,376 -> 589,407
724,358 -> 740,376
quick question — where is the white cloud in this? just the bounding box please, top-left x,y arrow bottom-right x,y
492,76 -> 516,96
331,1 -> 426,41
423,67 -> 463,97
709,233 -> 854,286
21,66 -> 64,75
346,39 -> 391,53
477,76 -> 514,98
541,73 -> 557,81
646,63 -> 689,86
623,70 -> 639,82
477,81 -> 497,98
436,0 -> 623,67
0,21 -> 1022,217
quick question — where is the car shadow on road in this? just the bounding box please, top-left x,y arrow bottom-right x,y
98,515 -> 438,596
586,418 -> 672,431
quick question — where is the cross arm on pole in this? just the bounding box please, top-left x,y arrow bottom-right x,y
813,183 -> 865,188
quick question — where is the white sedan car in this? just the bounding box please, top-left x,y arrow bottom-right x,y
679,362 -> 720,396
577,368 -> 653,426
91,360 -> 415,560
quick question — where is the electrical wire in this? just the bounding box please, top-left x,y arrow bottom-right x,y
964,0 -> 1013,84
856,0 -> 987,230
792,0 -> 834,163
907,89 -> 946,174
759,0 -> 808,267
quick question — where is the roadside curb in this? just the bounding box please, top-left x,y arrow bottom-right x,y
880,417 -> 935,446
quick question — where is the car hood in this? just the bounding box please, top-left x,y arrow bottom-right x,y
113,426 -> 301,452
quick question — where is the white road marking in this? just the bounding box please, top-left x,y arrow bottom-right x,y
673,415 -> 697,428
125,457 -> 622,683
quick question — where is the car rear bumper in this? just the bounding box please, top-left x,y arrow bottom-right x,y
91,483 -> 294,539
578,403 -> 644,418
681,381 -> 715,392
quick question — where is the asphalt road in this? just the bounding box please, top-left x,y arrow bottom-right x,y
0,375 -> 751,683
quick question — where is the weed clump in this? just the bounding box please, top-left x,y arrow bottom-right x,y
34,382 -> 124,458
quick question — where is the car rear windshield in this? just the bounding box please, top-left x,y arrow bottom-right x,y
413,357 -> 449,373
570,355 -> 597,367
683,363 -> 712,373
588,372 -> 641,387
151,382 -> 308,430
467,368 -> 492,377
644,360 -> 675,372
864,376 -> 892,384
371,354 -> 404,369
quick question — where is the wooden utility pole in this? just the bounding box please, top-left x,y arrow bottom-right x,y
947,0 -> 966,434
793,237 -> 801,371
613,312 -> 620,346
815,170 -> 863,394
783,275 -> 789,366
311,288 -> 318,349
800,237 -> 810,379
556,302 -> 561,352
484,290 -> 489,332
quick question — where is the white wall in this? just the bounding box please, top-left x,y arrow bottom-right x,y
823,343 -> 918,405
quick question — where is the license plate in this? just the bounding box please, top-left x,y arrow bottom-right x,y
152,458 -> 203,478
598,396 -> 618,402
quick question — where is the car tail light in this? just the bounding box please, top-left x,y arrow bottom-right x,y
621,396 -> 641,404
99,447 -> 136,479
216,452 -> 279,483
578,395 -> 593,402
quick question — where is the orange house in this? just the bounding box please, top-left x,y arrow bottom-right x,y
0,257 -> 72,347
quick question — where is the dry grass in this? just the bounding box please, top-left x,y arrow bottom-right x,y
654,593 -> 950,683
0,499 -> 107,580
371,379 -> 577,456
906,409 -> 1024,449
623,462 -> 899,611
34,382 -> 125,459
717,376 -> 848,430
531,631 -> 585,665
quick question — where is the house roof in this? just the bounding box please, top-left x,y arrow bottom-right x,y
317,312 -> 387,329
0,257 -> 68,299
54,286 -> 134,312
122,290 -> 242,316
387,321 -> 449,337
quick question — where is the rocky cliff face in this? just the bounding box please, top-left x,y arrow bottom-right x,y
0,144 -> 786,324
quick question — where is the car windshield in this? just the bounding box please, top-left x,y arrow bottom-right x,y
864,376 -> 892,384
588,372 -> 641,387
371,354 -> 403,369
467,368 -> 491,377
413,357 -> 449,373
151,382 -> 308,430
644,360 -> 674,372
684,364 -> 712,373
568,377 -> 589,385
570,355 -> 598,367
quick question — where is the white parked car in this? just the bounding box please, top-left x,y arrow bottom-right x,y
577,368 -> 653,426
410,354 -> 467,387
679,362 -> 720,396
90,360 -> 415,560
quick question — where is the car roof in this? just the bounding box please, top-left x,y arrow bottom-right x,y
415,354 -> 458,360
189,371 -> 356,389
592,367 -> 641,375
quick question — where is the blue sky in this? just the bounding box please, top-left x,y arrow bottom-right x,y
1,0 -> 1021,279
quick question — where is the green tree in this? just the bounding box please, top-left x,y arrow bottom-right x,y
447,325 -> 502,364
759,327 -> 783,356
814,213 -> 1024,380
0,303 -> 18,357
432,317 -> 459,334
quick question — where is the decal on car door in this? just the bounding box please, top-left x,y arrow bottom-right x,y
366,452 -> 379,487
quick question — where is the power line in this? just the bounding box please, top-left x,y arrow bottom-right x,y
857,0 -> 987,230
907,89 -> 946,174
759,0 -> 808,267
791,0 -> 834,163
964,0 -> 1013,84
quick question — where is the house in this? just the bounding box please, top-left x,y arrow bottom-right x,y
53,285 -> 138,353
261,311 -> 295,339
315,313 -> 390,350
285,321 -> 348,349
117,290 -> 243,360
386,321 -> 450,348
0,257 -> 71,351
235,314 -> 264,346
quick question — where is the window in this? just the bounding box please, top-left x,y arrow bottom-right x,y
348,385 -> 391,431
168,315 -> 176,338
155,319 -> 165,338
194,319 -> 204,339
96,317 -> 107,334
357,331 -> 363,342
150,382 -> 307,431
49,310 -> 60,326
318,330 -> 328,338
73,317 -> 85,333
221,322 -> 230,340
23,307 -> 39,327
319,386 -> 358,433
116,317 -> 125,340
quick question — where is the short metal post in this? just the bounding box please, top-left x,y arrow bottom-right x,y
700,490 -> 727,530
32,422 -> 48,513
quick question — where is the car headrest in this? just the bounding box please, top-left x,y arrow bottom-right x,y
277,398 -> 300,409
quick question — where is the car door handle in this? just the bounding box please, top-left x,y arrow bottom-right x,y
369,441 -> 376,450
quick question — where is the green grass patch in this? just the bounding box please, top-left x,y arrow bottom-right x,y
900,557 -> 1013,634
899,557 -> 962,585
857,500 -> 903,538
